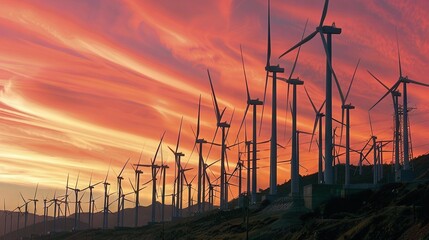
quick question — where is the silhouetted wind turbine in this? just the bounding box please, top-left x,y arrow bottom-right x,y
28,183 -> 39,234
19,192 -> 30,235
102,165 -> 111,229
304,87 -> 326,184
67,173 -> 83,230
235,45 -> 263,204
193,95 -> 209,213
279,0 -> 342,184
184,175 -> 196,215
169,118 -> 185,217
367,70 -> 401,182
159,147 -> 169,222
64,173 -> 70,230
138,132 -> 164,223
207,69 -> 230,209
370,33 -> 429,173
116,158 -> 129,227
81,173 -> 102,229
338,59 -> 360,186
277,23 -> 308,195
131,151 -> 144,227
259,0 -> 284,197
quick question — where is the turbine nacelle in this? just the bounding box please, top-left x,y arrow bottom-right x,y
318,25 -> 342,34
265,65 -> 284,73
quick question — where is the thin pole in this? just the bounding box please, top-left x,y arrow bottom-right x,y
324,33 -> 333,184
318,115 -> 323,183
252,104 -> 258,204
403,82 -> 410,170
270,72 -> 278,195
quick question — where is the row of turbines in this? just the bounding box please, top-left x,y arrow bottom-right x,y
2,0 -> 428,238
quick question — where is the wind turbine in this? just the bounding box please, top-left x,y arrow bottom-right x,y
337,59 -> 360,186
14,205 -> 23,236
131,151 -> 144,227
193,95 -> 209,213
19,192 -> 30,236
367,70 -> 401,182
119,192 -> 133,227
67,173 -> 83,231
102,165 -> 111,229
159,146 -> 169,222
116,158 -> 130,227
81,173 -> 102,229
235,45 -> 263,204
304,87 -> 325,184
64,173 -> 70,230
28,183 -> 39,234
259,0 -> 285,197
169,118 -> 185,218
370,33 -> 429,176
184,175 -> 196,215
137,132 -> 165,223
279,0 -> 343,184
75,192 -> 86,230
207,69 -> 230,209
202,159 -> 220,211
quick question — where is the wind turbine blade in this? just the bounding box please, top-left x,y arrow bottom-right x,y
153,131 -> 166,164
175,117 -> 183,153
304,86 -> 317,113
339,108 -> 345,147
34,183 -> 39,200
66,173 -> 69,190
345,58 -> 360,102
119,158 -> 130,177
190,175 -> 197,184
128,178 -> 136,192
395,28 -> 402,77
235,104 -> 249,144
369,80 -> 401,110
206,125 -> 219,162
196,95 -> 201,140
137,147 -> 143,167
225,108 -> 235,139
75,172 -> 80,189
207,69 -> 221,123
367,70 -> 389,90
318,100 -> 326,113
279,30 -> 317,59
309,115 -> 319,151
240,44 -> 251,101
288,18 -> 309,79
20,192 -> 26,203
105,160 -> 112,183
320,0 -> 330,26
259,71 -> 269,136
368,112 -> 374,136
89,172 -> 93,186
407,79 -> 429,87
168,146 -> 175,154
225,149 -> 230,171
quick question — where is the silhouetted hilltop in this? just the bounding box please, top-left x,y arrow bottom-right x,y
3,154 -> 429,239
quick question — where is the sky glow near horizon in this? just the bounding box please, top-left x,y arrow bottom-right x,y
0,0 -> 429,212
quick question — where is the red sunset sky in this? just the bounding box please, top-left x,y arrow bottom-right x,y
0,0 -> 428,212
